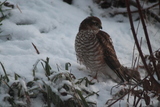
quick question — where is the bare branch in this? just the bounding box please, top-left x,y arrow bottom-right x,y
136,0 -> 160,79
125,0 -> 160,84
32,42 -> 40,54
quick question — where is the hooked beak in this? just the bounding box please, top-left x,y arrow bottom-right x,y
99,25 -> 102,29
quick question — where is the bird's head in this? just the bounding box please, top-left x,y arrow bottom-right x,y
79,16 -> 102,33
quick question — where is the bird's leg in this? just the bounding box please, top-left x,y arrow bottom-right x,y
90,71 -> 99,82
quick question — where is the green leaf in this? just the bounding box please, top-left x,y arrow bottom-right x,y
76,89 -> 89,107
14,73 -> 21,80
0,62 -> 9,82
65,62 -> 71,71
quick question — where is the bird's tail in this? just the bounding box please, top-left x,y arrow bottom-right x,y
117,65 -> 141,83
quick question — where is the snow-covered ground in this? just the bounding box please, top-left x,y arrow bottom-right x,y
0,0 -> 160,106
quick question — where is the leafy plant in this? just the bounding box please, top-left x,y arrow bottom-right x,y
0,57 -> 98,107
0,0 -> 14,40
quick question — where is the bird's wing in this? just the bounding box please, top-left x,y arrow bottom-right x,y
96,31 -> 126,82
96,31 -> 141,82
96,31 -> 121,70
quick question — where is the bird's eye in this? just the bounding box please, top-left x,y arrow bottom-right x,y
93,22 -> 98,26
95,23 -> 98,26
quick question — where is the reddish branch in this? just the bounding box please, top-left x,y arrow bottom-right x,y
159,0 -> 160,14
112,3 -> 159,15
106,80 -> 143,106
136,0 -> 160,79
125,0 -> 149,78
125,0 -> 160,83
32,43 -> 40,54
106,0 -> 160,106
112,0 -> 160,23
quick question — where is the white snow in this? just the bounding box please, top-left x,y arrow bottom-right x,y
0,0 -> 160,106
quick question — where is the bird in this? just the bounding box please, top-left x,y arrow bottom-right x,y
75,16 -> 140,83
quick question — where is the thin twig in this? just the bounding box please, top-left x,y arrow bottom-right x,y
107,72 -> 153,107
112,3 -> 159,16
32,42 -> 40,54
159,0 -> 160,15
136,37 -> 142,69
131,43 -> 136,69
136,0 -> 160,79
16,4 -> 22,13
125,0 -> 160,85
133,91 -> 137,106
133,57 -> 137,70
127,85 -> 131,106
107,83 -> 140,107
